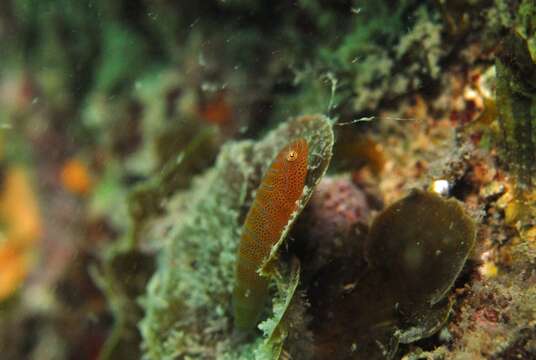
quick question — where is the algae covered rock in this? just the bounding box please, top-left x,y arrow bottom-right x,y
495,1 -> 536,189
139,115 -> 334,359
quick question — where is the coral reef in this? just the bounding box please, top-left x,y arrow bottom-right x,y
1,0 -> 536,359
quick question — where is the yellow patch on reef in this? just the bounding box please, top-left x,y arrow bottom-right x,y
525,226 -> 536,242
497,182 -> 536,229
60,158 -> 93,195
0,167 -> 41,301
479,261 -> 499,279
504,199 -> 533,226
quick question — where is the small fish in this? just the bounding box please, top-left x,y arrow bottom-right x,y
233,138 -> 308,332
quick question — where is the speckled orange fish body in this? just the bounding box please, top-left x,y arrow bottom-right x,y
233,138 -> 308,331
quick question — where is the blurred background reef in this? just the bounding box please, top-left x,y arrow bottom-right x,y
0,0 -> 535,359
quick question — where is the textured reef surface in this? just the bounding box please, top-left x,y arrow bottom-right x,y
140,115 -> 334,359
1,0 -> 536,359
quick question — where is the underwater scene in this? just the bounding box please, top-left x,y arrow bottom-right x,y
0,1 -> 535,359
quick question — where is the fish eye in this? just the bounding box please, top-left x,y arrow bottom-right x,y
286,149 -> 298,162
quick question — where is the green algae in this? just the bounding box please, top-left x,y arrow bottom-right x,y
496,31 -> 536,189
517,0 -> 536,62
274,2 -> 445,116
489,0 -> 536,190
367,191 -> 476,307
139,115 -> 333,359
94,24 -> 149,94
309,190 -> 476,359
128,121 -> 221,245
256,259 -> 302,359
92,250 -> 155,360
93,118 -> 223,359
